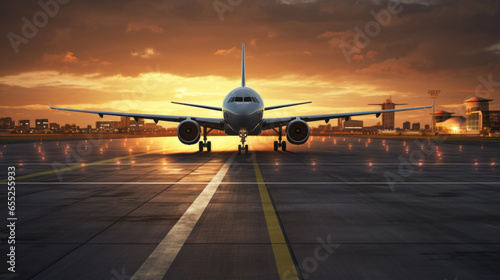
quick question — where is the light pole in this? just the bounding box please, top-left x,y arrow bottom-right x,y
428,90 -> 440,134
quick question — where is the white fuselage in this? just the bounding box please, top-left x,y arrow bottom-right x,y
222,87 -> 264,135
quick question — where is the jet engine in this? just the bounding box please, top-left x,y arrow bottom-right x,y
286,119 -> 310,145
177,120 -> 201,145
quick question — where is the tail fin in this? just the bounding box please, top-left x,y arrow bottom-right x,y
241,44 -> 245,87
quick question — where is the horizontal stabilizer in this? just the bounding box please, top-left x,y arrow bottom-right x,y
171,101 -> 222,111
265,101 -> 312,111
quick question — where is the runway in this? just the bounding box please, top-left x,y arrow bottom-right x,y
0,135 -> 499,280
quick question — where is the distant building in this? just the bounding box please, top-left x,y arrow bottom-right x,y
129,119 -> 144,131
436,116 -> 466,134
49,123 -> 60,131
144,122 -> 163,131
0,117 -> 14,129
19,120 -> 30,129
412,122 -> 420,130
403,121 -> 410,130
35,119 -> 49,130
432,110 -> 454,124
318,123 -> 332,132
96,121 -> 120,132
369,97 -> 407,130
424,124 -> 430,130
464,97 -> 500,133
120,116 -> 130,129
343,120 -> 363,131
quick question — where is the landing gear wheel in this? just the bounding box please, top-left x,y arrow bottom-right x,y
238,144 -> 242,155
281,141 -> 286,151
199,141 -> 204,152
207,141 -> 212,152
274,141 -> 278,151
245,145 -> 248,155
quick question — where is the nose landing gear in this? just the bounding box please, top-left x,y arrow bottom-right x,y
199,126 -> 212,152
272,126 -> 286,151
238,128 -> 248,155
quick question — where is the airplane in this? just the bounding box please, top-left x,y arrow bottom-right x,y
49,44 -> 433,155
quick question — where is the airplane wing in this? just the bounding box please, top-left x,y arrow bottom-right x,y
48,102 -> 224,130
262,101 -> 434,129
265,101 -> 312,111
171,101 -> 222,111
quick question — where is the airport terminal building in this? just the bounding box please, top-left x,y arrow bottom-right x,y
464,97 -> 500,133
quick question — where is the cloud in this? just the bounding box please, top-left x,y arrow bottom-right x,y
126,23 -> 164,33
131,48 -> 159,59
43,51 -> 110,66
214,47 -> 237,55
267,31 -> 278,39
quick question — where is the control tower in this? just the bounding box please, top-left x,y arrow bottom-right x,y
368,96 -> 407,129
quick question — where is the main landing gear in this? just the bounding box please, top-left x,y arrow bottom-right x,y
199,126 -> 212,152
238,128 -> 249,155
272,126 -> 286,152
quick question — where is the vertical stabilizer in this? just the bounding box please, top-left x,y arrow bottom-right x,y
241,44 -> 245,87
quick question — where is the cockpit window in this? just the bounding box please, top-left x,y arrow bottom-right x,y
244,97 -> 252,102
235,97 -> 243,102
252,97 -> 259,103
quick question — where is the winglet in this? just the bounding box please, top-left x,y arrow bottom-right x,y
48,101 -> 53,109
241,44 -> 245,87
431,100 -> 435,107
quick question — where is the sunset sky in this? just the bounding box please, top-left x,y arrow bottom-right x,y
1,0 -> 499,128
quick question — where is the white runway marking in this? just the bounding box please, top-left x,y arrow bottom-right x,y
17,181 -> 500,185
130,153 -> 235,280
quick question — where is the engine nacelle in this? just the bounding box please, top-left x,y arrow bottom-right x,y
286,119 -> 310,145
177,120 -> 200,145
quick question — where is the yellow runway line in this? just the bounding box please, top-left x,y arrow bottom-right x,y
252,152 -> 300,280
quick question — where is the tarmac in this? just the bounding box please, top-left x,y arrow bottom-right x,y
0,135 -> 499,280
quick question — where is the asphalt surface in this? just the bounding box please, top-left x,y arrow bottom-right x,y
0,135 -> 499,280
